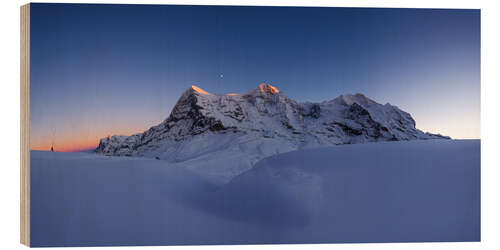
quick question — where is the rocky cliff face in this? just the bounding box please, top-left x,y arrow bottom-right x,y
95,83 -> 448,183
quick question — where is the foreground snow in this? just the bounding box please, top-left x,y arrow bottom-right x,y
31,139 -> 479,246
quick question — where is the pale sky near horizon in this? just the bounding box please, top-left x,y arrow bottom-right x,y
29,4 -> 480,151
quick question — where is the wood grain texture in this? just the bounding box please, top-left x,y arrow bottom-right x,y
20,3 -> 30,247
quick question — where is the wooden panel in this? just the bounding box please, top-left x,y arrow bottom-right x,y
20,3 -> 30,247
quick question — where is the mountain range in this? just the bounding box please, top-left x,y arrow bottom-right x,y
95,83 -> 449,183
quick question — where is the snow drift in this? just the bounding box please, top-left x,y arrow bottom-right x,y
31,139 -> 479,246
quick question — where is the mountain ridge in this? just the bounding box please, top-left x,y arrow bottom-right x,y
95,83 -> 449,183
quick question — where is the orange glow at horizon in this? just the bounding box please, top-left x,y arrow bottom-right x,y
30,127 -> 150,152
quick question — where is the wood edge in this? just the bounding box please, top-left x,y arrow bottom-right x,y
20,3 -> 30,247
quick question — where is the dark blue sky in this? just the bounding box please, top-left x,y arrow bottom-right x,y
30,4 -> 480,151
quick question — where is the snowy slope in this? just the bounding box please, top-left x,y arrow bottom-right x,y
31,140 -> 479,246
95,83 -> 449,182
212,139 -> 480,242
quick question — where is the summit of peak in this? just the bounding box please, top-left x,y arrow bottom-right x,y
189,85 -> 211,95
353,93 -> 368,98
332,93 -> 376,106
257,83 -> 280,94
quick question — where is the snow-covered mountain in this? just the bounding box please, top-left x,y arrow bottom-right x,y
95,83 -> 449,183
